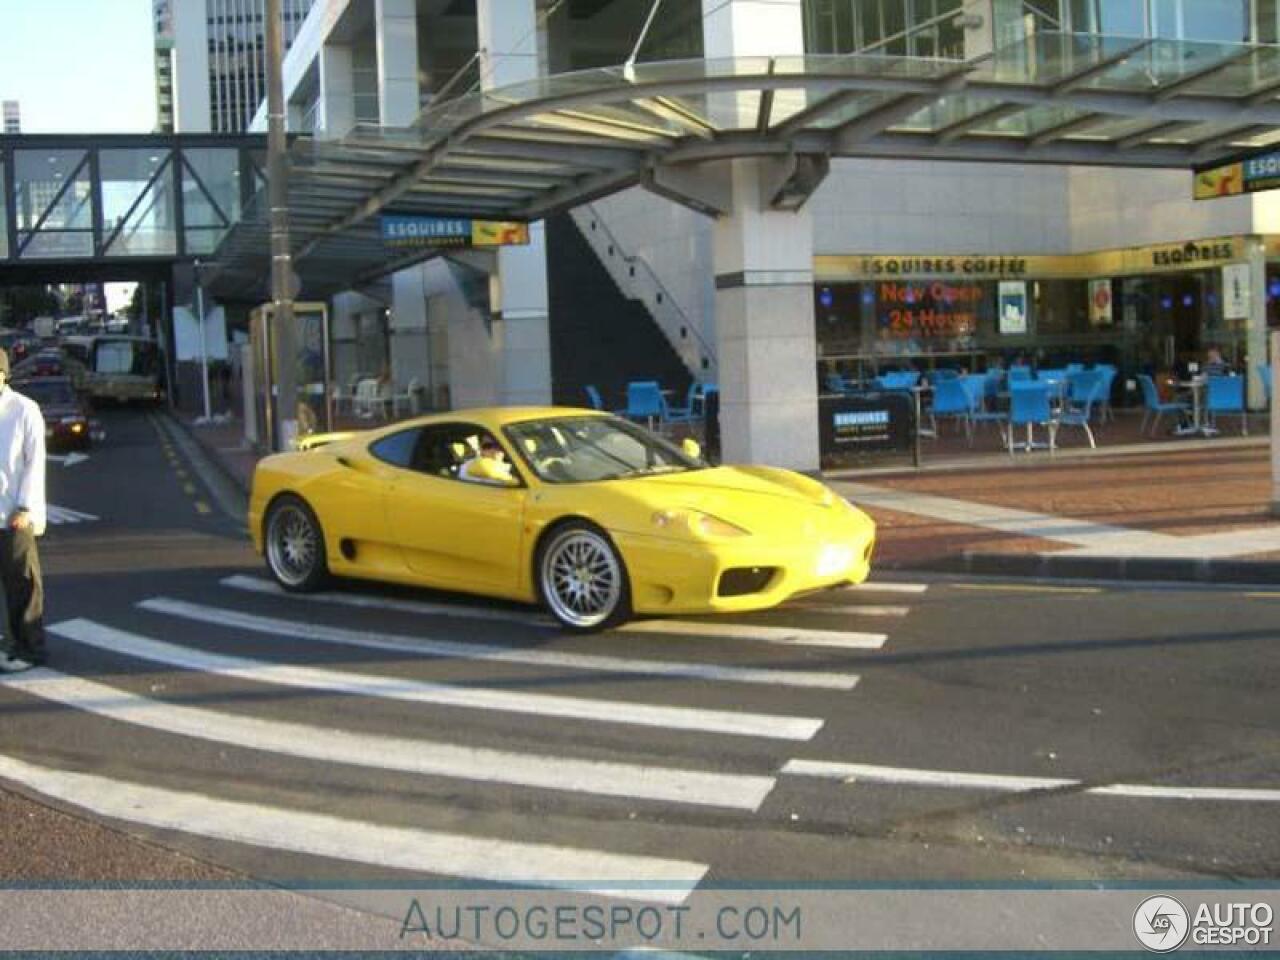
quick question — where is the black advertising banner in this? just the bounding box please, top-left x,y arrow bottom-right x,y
819,392 -> 914,456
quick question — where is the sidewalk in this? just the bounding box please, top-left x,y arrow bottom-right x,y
174,411 -> 1280,586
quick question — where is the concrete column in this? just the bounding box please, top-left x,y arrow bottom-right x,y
963,0 -> 997,60
703,0 -> 817,469
1246,238 -> 1268,409
319,43 -> 356,139
390,266 -> 432,411
375,0 -> 421,126
713,159 -> 818,469
475,0 -> 552,406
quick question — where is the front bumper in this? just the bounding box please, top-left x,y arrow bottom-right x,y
616,513 -> 876,615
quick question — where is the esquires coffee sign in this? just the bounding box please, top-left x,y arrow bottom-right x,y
860,256 -> 1029,278
817,238 -> 1245,282
878,281 -> 980,341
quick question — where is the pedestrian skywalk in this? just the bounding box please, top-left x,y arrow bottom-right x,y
0,575 -> 927,905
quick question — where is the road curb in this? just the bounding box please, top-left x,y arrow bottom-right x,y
155,412 -> 249,528
910,551 -> 1280,586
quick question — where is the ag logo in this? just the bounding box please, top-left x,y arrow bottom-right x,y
1134,896 -> 1190,952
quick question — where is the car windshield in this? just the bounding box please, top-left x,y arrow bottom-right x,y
504,415 -> 703,484
18,380 -> 75,405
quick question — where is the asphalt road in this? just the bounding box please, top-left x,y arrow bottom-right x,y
1,407 -> 1278,947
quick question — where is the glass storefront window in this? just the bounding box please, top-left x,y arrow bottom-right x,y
803,0 -> 963,57
1021,0 -> 1253,40
14,149 -> 93,259
0,156 -> 7,260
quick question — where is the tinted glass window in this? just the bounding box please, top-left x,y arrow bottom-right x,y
369,428 -> 420,468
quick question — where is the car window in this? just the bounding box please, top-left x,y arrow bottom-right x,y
504,415 -> 699,484
408,423 -> 520,484
369,428 -> 421,468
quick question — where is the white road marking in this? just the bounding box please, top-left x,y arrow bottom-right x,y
47,505 -> 99,525
223,575 -> 546,627
616,619 -> 887,650
223,574 -> 885,653
844,581 -> 930,595
783,759 -> 1280,803
0,752 -> 705,904
2,670 -> 774,811
48,620 -> 823,741
143,597 -> 861,692
790,602 -> 910,617
782,759 -> 1073,792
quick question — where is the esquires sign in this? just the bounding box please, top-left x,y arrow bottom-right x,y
816,237 -> 1246,282
878,281 -> 980,341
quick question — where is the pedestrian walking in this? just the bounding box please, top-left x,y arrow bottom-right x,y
0,348 -> 46,673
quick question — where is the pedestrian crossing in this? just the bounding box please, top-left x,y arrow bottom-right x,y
1,575 -> 929,907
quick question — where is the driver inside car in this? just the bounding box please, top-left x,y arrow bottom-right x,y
458,435 -> 514,485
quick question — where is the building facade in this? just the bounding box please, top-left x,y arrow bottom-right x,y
155,0 -> 314,134
2,101 -> 19,135
239,0 -> 1279,468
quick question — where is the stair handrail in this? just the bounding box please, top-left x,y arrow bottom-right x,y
575,202 -> 716,374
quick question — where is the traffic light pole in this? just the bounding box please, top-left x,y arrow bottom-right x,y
266,0 -> 297,451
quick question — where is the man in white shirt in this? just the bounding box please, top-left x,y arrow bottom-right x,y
0,349 -> 47,673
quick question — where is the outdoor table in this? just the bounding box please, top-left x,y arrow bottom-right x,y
1175,378 -> 1218,437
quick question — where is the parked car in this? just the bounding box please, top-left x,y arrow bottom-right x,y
250,407 -> 877,631
11,347 -> 89,391
14,376 -> 97,450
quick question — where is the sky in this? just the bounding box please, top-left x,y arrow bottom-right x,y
0,0 -> 155,133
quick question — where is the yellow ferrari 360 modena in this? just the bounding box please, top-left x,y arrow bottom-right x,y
249,407 -> 876,631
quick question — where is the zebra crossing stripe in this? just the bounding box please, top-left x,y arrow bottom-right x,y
48,619 -> 824,741
223,574 -> 550,627
843,582 -> 929,595
0,752 -> 706,904
615,619 -> 887,650
782,759 -> 1280,803
791,602 -> 910,617
142,596 -> 861,692
2,670 -> 775,811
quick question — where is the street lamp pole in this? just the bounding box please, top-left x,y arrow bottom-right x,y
266,0 -> 297,451
194,260 -> 212,422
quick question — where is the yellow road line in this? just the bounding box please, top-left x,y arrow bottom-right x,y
952,583 -> 1103,595
194,501 -> 211,515
1245,592 -> 1280,599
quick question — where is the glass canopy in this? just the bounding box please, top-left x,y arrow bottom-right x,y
209,30 -> 1280,299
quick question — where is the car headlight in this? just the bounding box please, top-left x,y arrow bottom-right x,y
651,508 -> 750,538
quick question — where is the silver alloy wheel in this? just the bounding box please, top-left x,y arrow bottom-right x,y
540,528 -> 623,629
266,502 -> 320,588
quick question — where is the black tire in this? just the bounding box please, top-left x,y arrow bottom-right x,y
535,520 -> 632,632
264,494 -> 329,592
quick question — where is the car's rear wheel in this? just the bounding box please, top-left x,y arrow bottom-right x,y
265,494 -> 329,592
537,521 -> 631,632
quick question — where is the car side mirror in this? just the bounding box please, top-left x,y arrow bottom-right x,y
681,437 -> 702,460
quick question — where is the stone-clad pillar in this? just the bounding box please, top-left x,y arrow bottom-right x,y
475,0 -> 552,406
376,0 -> 420,126
703,0 -> 818,468
319,43 -> 355,139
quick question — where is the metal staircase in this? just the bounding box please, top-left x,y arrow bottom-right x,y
569,204 -> 716,381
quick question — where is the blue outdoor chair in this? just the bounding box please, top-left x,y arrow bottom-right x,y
622,380 -> 665,428
584,384 -> 604,410
1065,363 -> 1085,374
665,382 -> 705,424
1008,381 -> 1056,453
929,378 -> 975,440
1205,374 -> 1247,435
1058,372 -> 1104,448
1093,364 -> 1118,422
932,368 -> 960,382
1008,365 -> 1032,383
825,374 -> 847,394
1259,364 -> 1273,405
961,374 -> 1008,442
1137,373 -> 1188,436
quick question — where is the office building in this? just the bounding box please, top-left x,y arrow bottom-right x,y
155,0 -> 314,134
3,100 -> 19,134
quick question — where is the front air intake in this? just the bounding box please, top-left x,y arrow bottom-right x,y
717,566 -> 777,597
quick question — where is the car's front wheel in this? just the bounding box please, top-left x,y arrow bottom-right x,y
536,521 -> 631,632
264,494 -> 329,592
